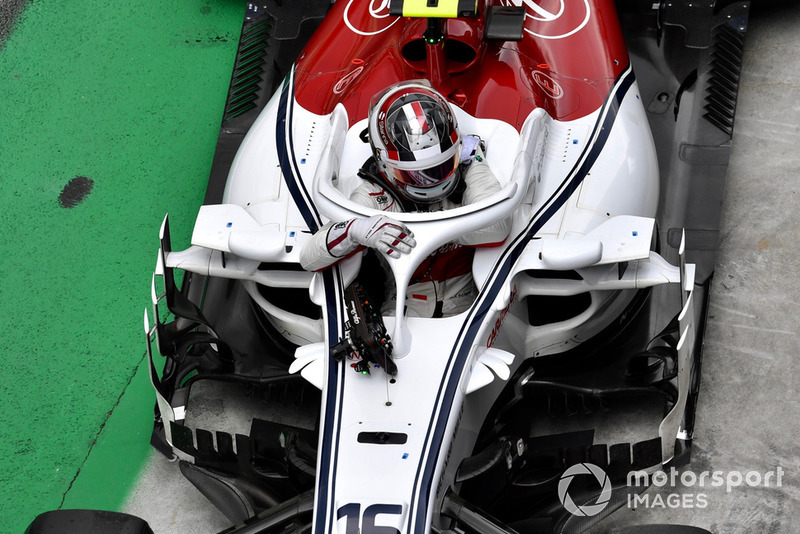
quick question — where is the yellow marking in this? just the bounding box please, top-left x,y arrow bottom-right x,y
401,0 -> 477,18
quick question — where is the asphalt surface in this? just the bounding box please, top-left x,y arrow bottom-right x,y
3,1 -> 799,533
0,0 -> 27,48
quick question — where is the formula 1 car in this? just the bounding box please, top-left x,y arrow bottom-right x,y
28,1 -> 750,533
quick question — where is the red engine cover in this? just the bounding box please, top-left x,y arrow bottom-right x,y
293,0 -> 629,129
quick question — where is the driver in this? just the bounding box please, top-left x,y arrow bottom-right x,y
300,81 -> 511,317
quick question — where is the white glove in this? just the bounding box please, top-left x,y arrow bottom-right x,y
326,215 -> 416,259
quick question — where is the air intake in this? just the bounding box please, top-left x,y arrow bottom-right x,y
703,20 -> 746,136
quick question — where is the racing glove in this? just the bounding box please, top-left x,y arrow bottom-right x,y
327,215 -> 416,259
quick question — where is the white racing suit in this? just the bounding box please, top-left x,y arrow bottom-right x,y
300,138 -> 510,317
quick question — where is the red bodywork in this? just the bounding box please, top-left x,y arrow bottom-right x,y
293,0 -> 629,129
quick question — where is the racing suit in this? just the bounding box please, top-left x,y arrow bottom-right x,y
300,138 -> 510,317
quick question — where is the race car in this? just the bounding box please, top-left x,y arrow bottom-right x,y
28,0 -> 750,532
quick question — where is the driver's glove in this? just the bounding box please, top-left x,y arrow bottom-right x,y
327,215 -> 416,259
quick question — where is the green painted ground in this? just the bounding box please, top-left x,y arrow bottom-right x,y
0,2 -> 243,531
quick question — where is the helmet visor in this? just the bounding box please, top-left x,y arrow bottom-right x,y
390,154 -> 458,188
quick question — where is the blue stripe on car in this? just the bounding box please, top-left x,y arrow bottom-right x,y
275,70 -> 346,533
276,70 -> 323,233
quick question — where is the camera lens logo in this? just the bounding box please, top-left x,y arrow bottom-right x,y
558,463 -> 613,517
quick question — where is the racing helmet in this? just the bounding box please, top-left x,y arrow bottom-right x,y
368,81 -> 462,204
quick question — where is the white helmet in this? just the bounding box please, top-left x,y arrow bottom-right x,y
368,81 -> 462,204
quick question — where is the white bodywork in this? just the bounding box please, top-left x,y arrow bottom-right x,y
145,66 -> 697,533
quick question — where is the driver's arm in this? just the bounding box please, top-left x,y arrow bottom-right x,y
455,144 -> 512,247
299,185 -> 416,272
